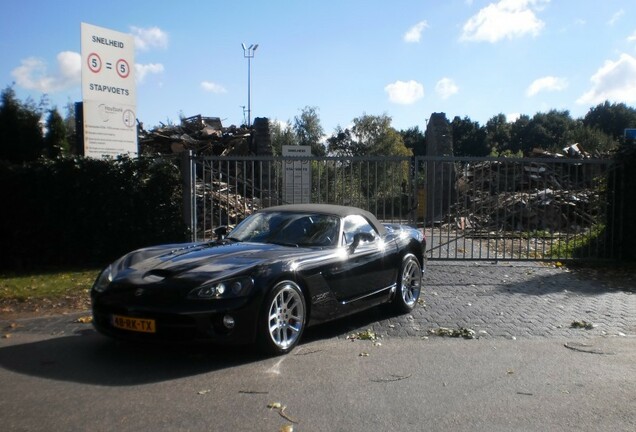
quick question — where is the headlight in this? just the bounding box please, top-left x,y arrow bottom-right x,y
188,277 -> 254,299
92,264 -> 114,293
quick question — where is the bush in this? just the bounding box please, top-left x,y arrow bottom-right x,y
0,156 -> 188,270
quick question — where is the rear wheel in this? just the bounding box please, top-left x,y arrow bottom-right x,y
258,280 -> 306,355
392,254 -> 422,313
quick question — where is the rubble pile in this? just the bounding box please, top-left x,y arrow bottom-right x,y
454,160 -> 605,233
138,115 -> 252,156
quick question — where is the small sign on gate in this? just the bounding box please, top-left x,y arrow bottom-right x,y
282,145 -> 312,204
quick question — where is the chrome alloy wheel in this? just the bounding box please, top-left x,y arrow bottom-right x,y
400,256 -> 421,307
267,282 -> 305,350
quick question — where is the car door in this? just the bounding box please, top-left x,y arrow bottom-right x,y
323,214 -> 397,303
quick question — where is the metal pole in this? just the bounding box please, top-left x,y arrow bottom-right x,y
242,43 -> 258,127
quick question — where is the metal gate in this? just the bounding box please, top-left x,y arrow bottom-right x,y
182,153 -> 623,261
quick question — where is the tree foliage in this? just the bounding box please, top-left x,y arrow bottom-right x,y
327,114 -> 411,157
451,116 -> 488,156
583,101 -> 636,141
0,156 -> 187,269
0,85 -> 45,163
293,106 -> 326,156
43,108 -> 69,158
269,120 -> 295,156
400,126 -> 426,156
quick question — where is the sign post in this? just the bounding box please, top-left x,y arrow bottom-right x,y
81,23 -> 137,158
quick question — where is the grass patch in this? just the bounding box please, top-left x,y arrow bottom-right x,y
548,224 -> 605,260
0,269 -> 99,302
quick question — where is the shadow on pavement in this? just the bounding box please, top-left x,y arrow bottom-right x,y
0,305 -> 401,386
499,270 -> 634,296
0,329 -> 265,386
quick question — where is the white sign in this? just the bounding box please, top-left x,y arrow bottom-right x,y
282,145 -> 312,204
81,22 -> 137,158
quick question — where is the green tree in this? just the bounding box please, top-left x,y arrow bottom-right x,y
64,101 -> 80,155
293,106 -> 326,156
400,126 -> 426,156
269,120 -> 295,156
0,85 -> 45,163
450,116 -> 488,156
484,113 -> 511,154
564,124 -> 618,154
583,101 -> 636,141
527,110 -> 576,152
43,108 -> 69,158
352,114 -> 411,156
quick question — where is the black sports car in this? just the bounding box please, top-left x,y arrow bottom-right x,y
91,204 -> 426,354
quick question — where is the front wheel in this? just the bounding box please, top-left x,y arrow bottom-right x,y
258,280 -> 306,355
392,254 -> 422,313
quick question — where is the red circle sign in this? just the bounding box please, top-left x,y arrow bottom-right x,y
116,59 -> 130,78
87,53 -> 102,73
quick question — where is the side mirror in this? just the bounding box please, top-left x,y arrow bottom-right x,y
214,226 -> 229,241
348,232 -> 375,253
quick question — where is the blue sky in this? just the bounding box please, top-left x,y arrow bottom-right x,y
2,0 -> 636,135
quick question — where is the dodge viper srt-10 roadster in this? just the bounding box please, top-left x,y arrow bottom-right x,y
91,204 -> 426,355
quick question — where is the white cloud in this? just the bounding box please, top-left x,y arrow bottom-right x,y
607,9 -> 624,26
11,51 -> 81,92
628,31 -> 636,43
435,77 -> 459,99
526,76 -> 568,96
460,0 -> 548,43
404,21 -> 429,43
131,26 -> 168,51
201,81 -> 227,94
384,80 -> 424,104
577,53 -> 636,105
136,63 -> 164,83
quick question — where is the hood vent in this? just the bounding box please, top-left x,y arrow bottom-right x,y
143,269 -> 174,282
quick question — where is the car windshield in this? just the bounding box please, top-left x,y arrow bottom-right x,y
227,211 -> 340,247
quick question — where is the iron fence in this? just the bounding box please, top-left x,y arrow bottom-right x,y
182,153 -> 623,261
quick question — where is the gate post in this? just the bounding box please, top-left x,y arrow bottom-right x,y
181,150 -> 196,242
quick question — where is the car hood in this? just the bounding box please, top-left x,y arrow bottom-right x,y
114,241 -> 330,287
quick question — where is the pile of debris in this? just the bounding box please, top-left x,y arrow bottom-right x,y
453,159 -> 606,233
138,115 -> 252,156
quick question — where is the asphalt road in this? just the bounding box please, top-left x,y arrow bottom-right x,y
0,262 -> 634,431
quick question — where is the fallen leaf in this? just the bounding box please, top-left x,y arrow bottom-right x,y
267,403 -> 298,424
2,334 -> 11,339
74,316 -> 93,324
428,327 -> 476,339
280,425 -> 294,432
197,390 -> 211,395
347,329 -> 377,341
570,321 -> 596,330
359,352 -> 370,357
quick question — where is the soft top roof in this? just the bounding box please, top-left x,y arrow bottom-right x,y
261,204 -> 387,236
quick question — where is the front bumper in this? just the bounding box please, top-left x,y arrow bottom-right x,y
91,295 -> 261,345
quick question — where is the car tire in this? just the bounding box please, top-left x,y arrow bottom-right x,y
258,280 -> 306,355
392,254 -> 422,313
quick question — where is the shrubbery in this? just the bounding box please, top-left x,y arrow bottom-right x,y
0,156 -> 188,270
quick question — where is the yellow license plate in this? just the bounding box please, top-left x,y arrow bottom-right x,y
112,315 -> 156,333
